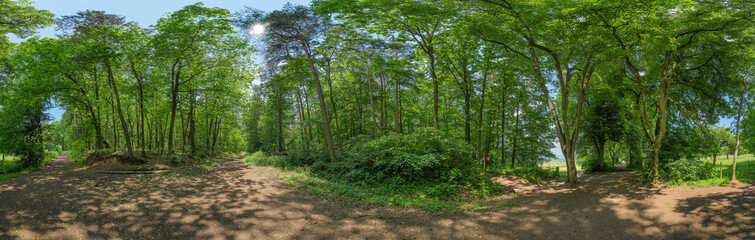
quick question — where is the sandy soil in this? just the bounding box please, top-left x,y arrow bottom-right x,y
0,154 -> 751,240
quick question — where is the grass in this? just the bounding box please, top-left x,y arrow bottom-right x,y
672,153 -> 755,188
242,153 -> 512,213
703,154 -> 755,183
0,154 -> 37,181
277,169 -> 467,212
541,161 -> 583,176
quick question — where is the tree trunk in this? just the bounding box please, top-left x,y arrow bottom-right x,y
478,72 -> 487,160
464,90 -> 471,144
303,45 -> 336,162
629,147 -> 635,167
510,90 -> 522,168
428,47 -> 439,130
110,93 -> 118,152
394,78 -> 400,134
212,118 -> 221,152
594,137 -> 605,171
379,76 -> 386,127
133,63 -> 146,157
303,87 -> 314,142
295,87 -> 309,145
732,76 -> 747,181
501,86 -> 507,167
188,86 -> 196,155
86,105 -> 107,150
713,154 -> 717,165
106,61 -> 133,157
206,116 -> 212,149
167,80 -> 179,154
365,60 -> 379,139
647,79 -> 672,182
276,90 -> 285,151
325,71 -> 344,153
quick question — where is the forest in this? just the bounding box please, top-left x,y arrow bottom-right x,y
0,0 -> 753,239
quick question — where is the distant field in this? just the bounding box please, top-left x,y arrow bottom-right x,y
541,159 -> 582,175
701,154 -> 755,183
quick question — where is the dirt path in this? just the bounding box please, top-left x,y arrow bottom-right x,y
46,151 -> 72,168
0,158 -> 751,240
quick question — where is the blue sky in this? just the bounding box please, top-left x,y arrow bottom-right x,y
9,0 -> 310,121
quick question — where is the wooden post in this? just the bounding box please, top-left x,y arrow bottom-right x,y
483,151 -> 487,172
720,162 -> 723,178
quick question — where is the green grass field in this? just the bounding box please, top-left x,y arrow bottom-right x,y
701,154 -> 755,183
0,154 -> 24,181
541,161 -> 583,176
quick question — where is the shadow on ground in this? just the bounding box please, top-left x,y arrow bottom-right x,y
0,157 -> 752,240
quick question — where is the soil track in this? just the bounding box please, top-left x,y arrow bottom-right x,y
0,155 -> 752,240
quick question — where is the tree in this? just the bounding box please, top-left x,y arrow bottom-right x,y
581,88 -> 629,171
437,25 -> 481,144
153,3 -> 236,154
466,0 -> 607,184
0,0 -> 54,58
591,0 -> 754,182
237,4 -> 337,161
315,0 -> 448,130
57,10 -> 137,158
0,1 -> 52,166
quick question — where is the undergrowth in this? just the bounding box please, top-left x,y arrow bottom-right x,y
0,151 -> 56,181
242,128 -> 507,212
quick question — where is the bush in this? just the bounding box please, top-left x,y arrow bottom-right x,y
345,128 -> 476,183
251,128 -> 502,200
68,140 -> 88,162
318,128 -> 497,198
44,150 -> 59,161
243,151 -> 291,169
656,159 -> 717,185
44,142 -> 62,153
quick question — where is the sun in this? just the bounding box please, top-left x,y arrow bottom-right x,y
250,23 -> 265,37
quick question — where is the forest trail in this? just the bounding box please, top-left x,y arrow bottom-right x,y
46,151 -> 72,169
0,157 -> 752,240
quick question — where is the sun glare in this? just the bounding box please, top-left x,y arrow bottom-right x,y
250,23 -> 265,37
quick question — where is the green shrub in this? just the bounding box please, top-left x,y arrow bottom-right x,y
346,128 -> 475,183
242,151 -> 291,169
317,128 -> 499,198
166,153 -> 182,165
656,159 -> 717,185
44,150 -> 59,161
500,166 -> 560,183
68,140 -> 88,162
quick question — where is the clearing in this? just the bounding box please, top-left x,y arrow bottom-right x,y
0,154 -> 752,240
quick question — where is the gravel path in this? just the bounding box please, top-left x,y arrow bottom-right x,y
0,156 -> 751,240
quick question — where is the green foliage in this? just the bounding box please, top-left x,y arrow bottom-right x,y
245,129 -> 503,205
648,159 -> 717,185
0,0 -> 54,60
242,151 -> 292,169
331,128 -> 479,190
165,153 -> 182,165
68,140 -> 88,163
44,142 -> 62,154
496,167 -> 560,183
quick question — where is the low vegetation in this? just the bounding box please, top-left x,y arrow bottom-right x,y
661,155 -> 755,187
244,128 -> 506,212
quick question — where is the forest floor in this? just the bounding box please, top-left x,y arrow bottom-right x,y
0,154 -> 752,240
